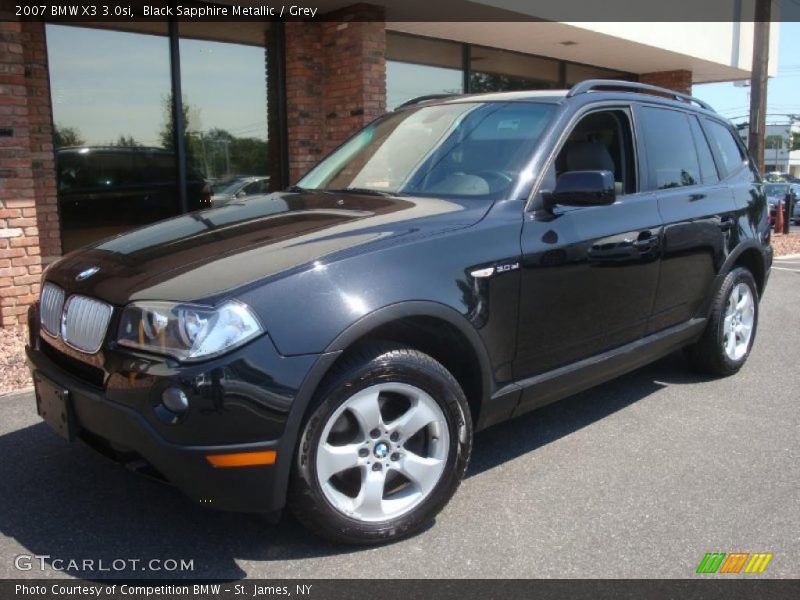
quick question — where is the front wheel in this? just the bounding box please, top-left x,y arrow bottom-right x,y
685,267 -> 759,376
290,345 -> 472,544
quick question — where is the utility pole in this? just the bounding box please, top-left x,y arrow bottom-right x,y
748,0 -> 771,174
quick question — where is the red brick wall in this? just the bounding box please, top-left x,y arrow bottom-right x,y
285,3 -> 386,183
22,22 -> 60,262
0,20 -> 52,327
640,69 -> 693,95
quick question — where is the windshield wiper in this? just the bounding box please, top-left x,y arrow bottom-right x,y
324,187 -> 396,197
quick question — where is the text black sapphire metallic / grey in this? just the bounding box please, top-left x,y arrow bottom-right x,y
27,80 -> 772,544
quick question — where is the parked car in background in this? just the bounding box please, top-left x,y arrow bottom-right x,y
792,184 -> 800,225
211,176 -> 271,205
765,182 -> 798,227
56,147 -> 211,252
29,81 -> 771,545
763,171 -> 798,184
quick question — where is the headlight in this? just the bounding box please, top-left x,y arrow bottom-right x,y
117,300 -> 263,361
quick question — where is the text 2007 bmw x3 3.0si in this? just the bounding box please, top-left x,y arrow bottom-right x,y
27,81 -> 771,544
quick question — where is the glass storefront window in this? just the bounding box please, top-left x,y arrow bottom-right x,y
386,33 -> 463,110
179,24 -> 273,206
47,24 -> 177,253
469,46 -> 559,93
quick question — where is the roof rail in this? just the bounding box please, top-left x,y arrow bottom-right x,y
567,79 -> 715,112
395,93 -> 462,110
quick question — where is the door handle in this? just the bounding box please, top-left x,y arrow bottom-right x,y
633,232 -> 659,250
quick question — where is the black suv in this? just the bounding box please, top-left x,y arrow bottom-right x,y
27,81 -> 771,544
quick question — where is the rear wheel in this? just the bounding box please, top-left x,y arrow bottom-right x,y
685,267 -> 758,376
290,345 -> 472,544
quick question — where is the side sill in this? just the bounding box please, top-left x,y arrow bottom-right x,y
491,318 -> 706,421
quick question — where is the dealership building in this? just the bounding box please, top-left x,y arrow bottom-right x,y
0,1 -> 779,326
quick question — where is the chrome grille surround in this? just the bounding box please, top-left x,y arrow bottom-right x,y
40,282 -> 65,337
59,295 -> 113,354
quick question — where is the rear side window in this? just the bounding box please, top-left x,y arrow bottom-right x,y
703,118 -> 746,178
639,106 -> 701,190
688,116 -> 719,185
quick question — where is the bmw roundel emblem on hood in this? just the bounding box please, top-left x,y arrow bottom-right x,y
75,266 -> 100,281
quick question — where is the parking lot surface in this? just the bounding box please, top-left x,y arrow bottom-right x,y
0,264 -> 798,579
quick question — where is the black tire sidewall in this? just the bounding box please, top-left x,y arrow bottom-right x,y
291,348 -> 472,544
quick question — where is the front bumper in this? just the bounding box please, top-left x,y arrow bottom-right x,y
26,328 -> 331,513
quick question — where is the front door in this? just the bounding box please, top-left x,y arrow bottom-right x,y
514,108 -> 663,399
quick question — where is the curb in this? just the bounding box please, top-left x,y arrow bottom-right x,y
775,253 -> 800,261
0,386 -> 34,400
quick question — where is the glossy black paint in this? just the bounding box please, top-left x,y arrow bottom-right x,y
28,89 -> 771,513
547,169 -> 616,207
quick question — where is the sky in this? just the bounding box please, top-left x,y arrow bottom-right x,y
693,21 -> 800,126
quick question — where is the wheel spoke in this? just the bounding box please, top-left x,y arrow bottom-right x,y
388,398 -> 441,439
725,332 -> 736,356
317,442 -> 361,482
398,452 -> 444,495
354,468 -> 386,519
723,313 -> 733,334
736,287 -> 750,311
346,388 -> 384,434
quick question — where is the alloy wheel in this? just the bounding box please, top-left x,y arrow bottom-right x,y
315,382 -> 450,523
722,282 -> 755,361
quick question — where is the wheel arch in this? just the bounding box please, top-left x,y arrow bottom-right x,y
698,241 -> 768,320
323,301 -> 494,426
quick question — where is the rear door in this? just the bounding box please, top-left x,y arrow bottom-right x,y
635,105 -> 738,333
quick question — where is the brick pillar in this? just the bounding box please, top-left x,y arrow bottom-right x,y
22,22 -> 60,262
640,69 -> 693,95
0,21 -> 50,327
285,3 -> 386,183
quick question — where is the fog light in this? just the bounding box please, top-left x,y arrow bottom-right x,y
162,387 -> 189,413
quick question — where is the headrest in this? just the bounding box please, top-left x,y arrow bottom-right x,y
565,141 -> 615,173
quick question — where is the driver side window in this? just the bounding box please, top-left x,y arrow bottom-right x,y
552,109 -> 637,196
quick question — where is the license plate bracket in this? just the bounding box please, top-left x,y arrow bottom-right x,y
34,372 -> 75,442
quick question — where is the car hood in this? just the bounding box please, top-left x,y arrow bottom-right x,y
46,189 -> 490,305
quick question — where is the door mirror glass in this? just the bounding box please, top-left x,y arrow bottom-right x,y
548,170 -> 616,207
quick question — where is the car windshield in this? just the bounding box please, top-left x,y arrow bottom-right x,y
298,102 -> 556,200
765,184 -> 789,196
212,179 -> 245,195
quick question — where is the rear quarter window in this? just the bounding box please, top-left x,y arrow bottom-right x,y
702,118 -> 747,178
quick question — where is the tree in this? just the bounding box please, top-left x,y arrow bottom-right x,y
53,124 -> 84,148
469,72 -> 551,93
791,130 -> 800,152
112,134 -> 142,148
765,134 -> 787,150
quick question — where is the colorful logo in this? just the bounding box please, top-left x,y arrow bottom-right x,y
696,552 -> 773,574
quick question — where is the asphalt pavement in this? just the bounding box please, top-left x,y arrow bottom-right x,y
0,264 -> 798,579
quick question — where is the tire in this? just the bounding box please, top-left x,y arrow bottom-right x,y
290,343 -> 472,545
685,267 -> 759,376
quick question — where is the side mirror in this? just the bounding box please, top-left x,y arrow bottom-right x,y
236,190 -> 247,198
546,170 -> 616,208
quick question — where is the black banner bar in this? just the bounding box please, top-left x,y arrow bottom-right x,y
4,0 -> 800,23
4,579 -> 800,600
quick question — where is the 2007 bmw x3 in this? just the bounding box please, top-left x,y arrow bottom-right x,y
27,81 -> 771,544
